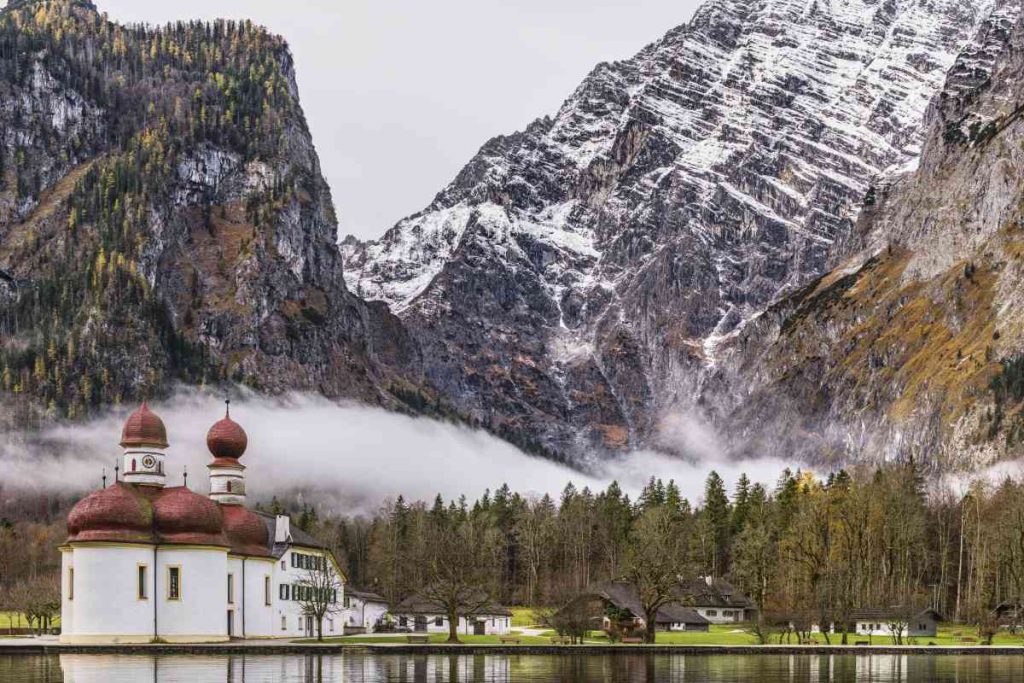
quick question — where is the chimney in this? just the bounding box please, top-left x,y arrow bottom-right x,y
275,515 -> 291,544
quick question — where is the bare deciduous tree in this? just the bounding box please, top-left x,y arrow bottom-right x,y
420,515 -> 500,643
295,555 -> 344,642
625,506 -> 690,643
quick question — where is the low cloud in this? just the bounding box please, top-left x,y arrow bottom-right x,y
0,391 -> 792,512
938,459 -> 1024,499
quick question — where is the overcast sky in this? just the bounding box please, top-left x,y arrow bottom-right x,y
97,0 -> 704,240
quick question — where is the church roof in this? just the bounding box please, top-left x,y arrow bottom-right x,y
119,402 -> 168,449
221,504 -> 271,556
207,405 -> 248,460
67,483 -> 228,547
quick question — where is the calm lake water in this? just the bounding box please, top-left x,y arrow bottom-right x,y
3,652 -> 1024,682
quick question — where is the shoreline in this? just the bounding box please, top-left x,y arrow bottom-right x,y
4,642 -> 1024,656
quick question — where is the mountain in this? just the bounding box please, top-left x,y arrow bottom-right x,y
0,0 -> 420,425
343,0 -> 997,460
714,1 -> 1024,468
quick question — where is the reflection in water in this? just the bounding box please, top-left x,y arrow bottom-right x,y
0,652 -> 1023,682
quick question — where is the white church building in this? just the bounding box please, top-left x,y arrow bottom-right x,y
60,402 -> 344,643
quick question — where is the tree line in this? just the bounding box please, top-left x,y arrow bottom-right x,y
5,463 -> 1024,639
299,464 -> 1024,640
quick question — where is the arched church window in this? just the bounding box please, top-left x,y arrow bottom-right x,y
227,481 -> 232,493
131,459 -> 136,472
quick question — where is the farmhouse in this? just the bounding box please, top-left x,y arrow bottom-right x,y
391,595 -> 512,635
59,403 -> 344,643
850,608 -> 942,638
587,581 -> 710,632
676,577 -> 758,624
993,601 -> 1023,628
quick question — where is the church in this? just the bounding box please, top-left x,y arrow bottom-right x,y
59,402 -> 344,643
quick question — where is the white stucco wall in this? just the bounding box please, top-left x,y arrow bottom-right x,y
394,613 -> 511,635
60,549 -> 73,636
154,547 -> 229,642
273,548 -> 345,639
238,557 -> 276,638
345,598 -> 389,631
694,607 -> 744,623
854,619 -> 937,638
62,545 -> 155,643
61,541 -> 344,642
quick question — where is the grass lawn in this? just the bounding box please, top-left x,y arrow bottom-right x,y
510,607 -> 536,628
296,633 -> 560,645
0,612 -> 60,630
652,626 -> 758,645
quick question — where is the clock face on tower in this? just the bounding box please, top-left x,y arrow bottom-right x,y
141,455 -> 156,469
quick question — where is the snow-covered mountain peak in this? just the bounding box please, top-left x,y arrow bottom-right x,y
342,0 -> 1002,458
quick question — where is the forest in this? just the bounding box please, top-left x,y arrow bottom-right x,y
0,0 -> 312,425
4,462 -> 1024,638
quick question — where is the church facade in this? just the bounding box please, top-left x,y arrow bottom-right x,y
59,403 -> 344,643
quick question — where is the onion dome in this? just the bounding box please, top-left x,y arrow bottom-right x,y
206,404 -> 247,460
153,487 -> 227,546
120,402 -> 169,449
66,483 -> 156,544
221,505 -> 270,556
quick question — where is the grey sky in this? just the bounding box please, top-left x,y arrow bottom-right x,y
97,1 -> 704,240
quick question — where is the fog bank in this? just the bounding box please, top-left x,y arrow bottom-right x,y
0,392 -> 791,512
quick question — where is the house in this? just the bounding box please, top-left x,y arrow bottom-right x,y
676,577 -> 757,624
850,608 -> 943,638
60,403 -> 345,643
263,512 -> 346,639
344,587 -> 389,633
391,595 -> 512,635
993,601 -> 1023,628
586,581 -> 710,632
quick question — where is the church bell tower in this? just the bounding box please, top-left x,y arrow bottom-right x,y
119,402 -> 168,487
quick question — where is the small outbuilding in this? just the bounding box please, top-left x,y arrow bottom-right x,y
343,588 -> 389,634
850,608 -> 943,638
391,595 -> 512,635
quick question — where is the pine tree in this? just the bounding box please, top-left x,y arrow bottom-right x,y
703,471 -> 731,577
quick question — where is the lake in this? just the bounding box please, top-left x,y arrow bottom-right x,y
3,652 -> 1024,682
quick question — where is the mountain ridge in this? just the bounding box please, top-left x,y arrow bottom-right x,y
0,0 -> 424,427
343,0 -> 1000,461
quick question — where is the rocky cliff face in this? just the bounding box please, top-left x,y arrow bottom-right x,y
715,2 -> 1024,468
0,0 -> 419,424
344,0 -> 997,460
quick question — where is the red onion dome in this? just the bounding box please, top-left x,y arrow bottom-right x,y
120,402 -> 168,449
221,505 -> 270,556
153,487 -> 227,546
67,483 -> 156,544
206,406 -> 247,460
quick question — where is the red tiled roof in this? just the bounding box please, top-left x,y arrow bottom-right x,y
66,483 -> 155,544
152,486 -> 228,546
66,483 -> 230,549
206,409 -> 247,460
222,504 -> 270,556
120,402 -> 169,449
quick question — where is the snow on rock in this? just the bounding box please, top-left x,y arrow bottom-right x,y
343,0 -> 1001,460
